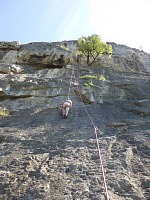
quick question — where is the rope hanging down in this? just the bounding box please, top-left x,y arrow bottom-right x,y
68,65 -> 110,200
68,67 -> 75,100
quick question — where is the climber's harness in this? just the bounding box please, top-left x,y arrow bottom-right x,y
59,101 -> 72,109
66,101 -> 72,108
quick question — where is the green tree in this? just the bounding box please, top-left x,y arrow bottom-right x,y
77,34 -> 112,66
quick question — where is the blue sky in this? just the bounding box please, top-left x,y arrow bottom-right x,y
0,0 -> 150,53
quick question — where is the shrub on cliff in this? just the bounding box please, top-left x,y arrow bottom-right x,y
77,34 -> 112,66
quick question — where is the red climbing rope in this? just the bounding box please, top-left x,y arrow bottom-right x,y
94,127 -> 110,200
69,65 -> 110,200
67,66 -> 74,100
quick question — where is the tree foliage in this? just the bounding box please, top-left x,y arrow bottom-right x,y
77,34 -> 112,66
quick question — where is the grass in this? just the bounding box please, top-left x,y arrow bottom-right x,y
80,75 -> 97,79
80,74 -> 106,87
98,75 -> 106,81
80,74 -> 106,81
84,82 -> 94,86
60,45 -> 69,51
0,108 -> 9,117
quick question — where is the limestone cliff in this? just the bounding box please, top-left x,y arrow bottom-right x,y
0,41 -> 150,200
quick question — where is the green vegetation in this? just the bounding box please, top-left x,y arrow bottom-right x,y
77,34 -> 112,66
97,75 -> 106,81
80,75 -> 97,79
60,45 -> 69,51
84,82 -> 94,86
80,74 -> 106,81
80,74 -> 106,86
0,108 -> 9,117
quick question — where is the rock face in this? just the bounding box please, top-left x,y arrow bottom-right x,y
0,41 -> 150,200
52,40 -> 150,72
0,42 -> 74,68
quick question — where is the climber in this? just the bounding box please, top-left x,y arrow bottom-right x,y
59,100 -> 72,119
